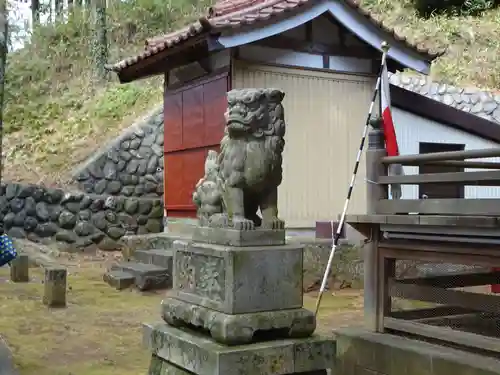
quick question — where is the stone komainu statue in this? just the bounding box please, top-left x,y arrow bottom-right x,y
192,88 -> 286,230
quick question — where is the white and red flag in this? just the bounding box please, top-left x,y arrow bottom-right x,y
380,63 -> 403,199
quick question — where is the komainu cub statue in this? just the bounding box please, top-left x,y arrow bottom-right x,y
192,88 -> 286,231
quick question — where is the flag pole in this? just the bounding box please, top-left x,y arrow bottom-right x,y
314,41 -> 391,316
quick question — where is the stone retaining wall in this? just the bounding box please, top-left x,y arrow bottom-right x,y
0,183 -> 163,251
72,106 -> 165,198
301,240 -> 483,291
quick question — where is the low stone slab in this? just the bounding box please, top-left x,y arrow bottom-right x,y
134,249 -> 173,270
192,226 -> 285,247
103,270 -> 135,290
161,297 -> 315,345
111,261 -> 171,291
172,241 -> 303,314
143,322 -> 335,375
334,327 -> 500,375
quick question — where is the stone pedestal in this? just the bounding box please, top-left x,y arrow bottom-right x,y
144,228 -> 335,375
144,323 -> 334,375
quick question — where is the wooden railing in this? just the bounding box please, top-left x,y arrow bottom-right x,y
366,127 -> 500,216
348,127 -> 500,355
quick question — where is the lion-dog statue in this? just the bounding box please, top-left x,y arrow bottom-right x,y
192,88 -> 286,231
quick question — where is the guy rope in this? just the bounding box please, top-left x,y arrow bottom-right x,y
314,41 -> 391,316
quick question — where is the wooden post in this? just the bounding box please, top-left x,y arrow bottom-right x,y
43,267 -> 67,308
10,255 -> 29,282
364,125 -> 387,332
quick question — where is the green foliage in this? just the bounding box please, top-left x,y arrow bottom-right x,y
93,84 -> 148,120
3,0 -> 212,183
4,0 -> 212,135
413,0 -> 499,17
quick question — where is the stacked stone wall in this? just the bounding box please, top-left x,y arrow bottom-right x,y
0,183 -> 163,251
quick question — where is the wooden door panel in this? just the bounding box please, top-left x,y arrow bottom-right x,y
182,148 -> 207,207
182,85 -> 205,149
164,92 -> 183,152
165,154 -> 185,209
164,73 -> 229,217
204,77 -> 228,146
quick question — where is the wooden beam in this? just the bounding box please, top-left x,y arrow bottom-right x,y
400,160 -> 500,169
376,198 -> 500,216
381,147 -> 500,165
364,226 -> 381,332
378,170 -> 500,186
397,271 -> 500,288
347,214 -> 500,228
118,38 -> 210,83
384,317 -> 500,353
380,242 -> 500,263
385,232 -> 500,245
390,306 -> 476,320
305,21 -> 313,42
254,35 -> 376,59
389,280 -> 500,314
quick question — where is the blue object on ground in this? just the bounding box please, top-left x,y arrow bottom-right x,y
0,235 -> 17,267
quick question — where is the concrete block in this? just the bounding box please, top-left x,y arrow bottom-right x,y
43,267 -> 67,307
103,270 -> 135,290
10,254 -> 29,282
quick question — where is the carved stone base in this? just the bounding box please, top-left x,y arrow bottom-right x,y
144,322 -> 334,375
172,240 -> 304,314
192,226 -> 285,246
161,297 -> 316,345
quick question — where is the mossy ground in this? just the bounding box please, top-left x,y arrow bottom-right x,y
2,0 -> 500,186
0,253 -> 363,375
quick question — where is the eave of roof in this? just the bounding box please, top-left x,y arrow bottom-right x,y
108,0 -> 443,78
390,74 -> 500,144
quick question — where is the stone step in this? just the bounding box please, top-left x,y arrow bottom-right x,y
120,232 -> 191,260
133,249 -> 173,270
111,261 -> 171,291
103,270 -> 135,290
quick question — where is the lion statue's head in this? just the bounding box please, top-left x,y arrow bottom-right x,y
224,88 -> 285,139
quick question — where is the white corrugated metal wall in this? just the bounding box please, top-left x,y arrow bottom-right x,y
393,107 -> 500,199
232,61 -> 375,228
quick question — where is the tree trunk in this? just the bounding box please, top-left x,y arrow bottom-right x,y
55,0 -> 63,22
31,0 -> 40,26
0,0 -> 7,186
93,0 -> 108,81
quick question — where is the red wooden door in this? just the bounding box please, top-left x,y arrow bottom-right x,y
163,73 -> 229,218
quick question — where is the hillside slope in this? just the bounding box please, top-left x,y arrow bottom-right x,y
3,0 -> 500,186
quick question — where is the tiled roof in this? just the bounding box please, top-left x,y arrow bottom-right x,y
109,0 -> 442,74
389,72 -> 500,124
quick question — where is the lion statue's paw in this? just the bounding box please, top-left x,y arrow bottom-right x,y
231,216 -> 255,231
208,213 -> 230,228
262,218 -> 285,230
